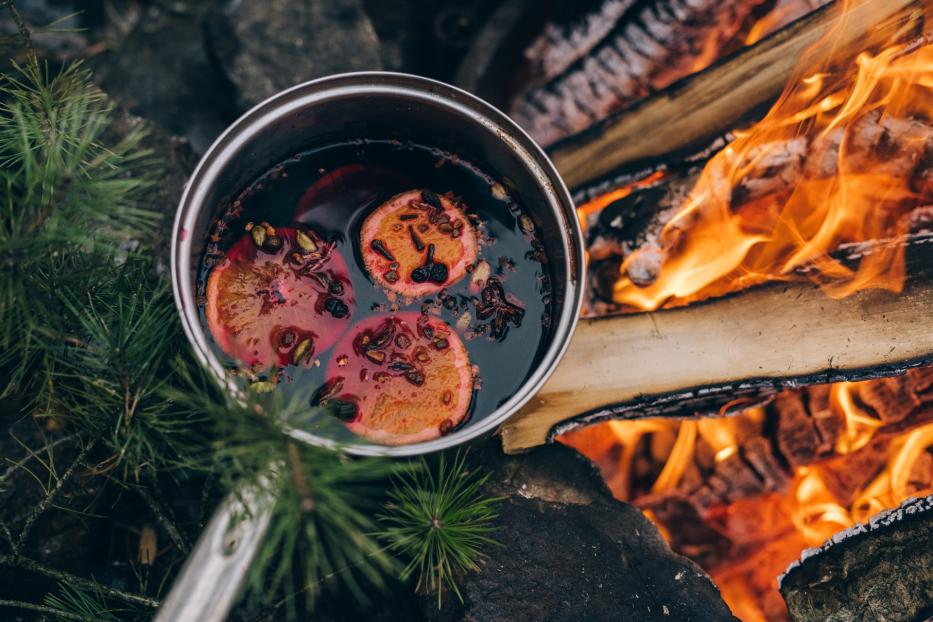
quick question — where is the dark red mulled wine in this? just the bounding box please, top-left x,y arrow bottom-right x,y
197,140 -> 554,445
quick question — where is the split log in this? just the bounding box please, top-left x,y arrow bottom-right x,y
548,0 -> 922,189
500,240 -> 933,453
779,495 -> 933,622
509,0 -> 772,147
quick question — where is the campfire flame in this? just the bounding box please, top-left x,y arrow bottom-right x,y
560,394 -> 933,621
611,1 -> 932,311
567,3 -> 933,618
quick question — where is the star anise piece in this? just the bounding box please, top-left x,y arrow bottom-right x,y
475,278 -> 524,341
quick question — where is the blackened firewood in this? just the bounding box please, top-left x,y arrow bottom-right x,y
618,367 -> 933,513
523,0 -> 638,84
585,111 -> 933,307
547,0 -> 917,188
774,392 -> 825,467
510,0 -> 772,147
779,495 -> 933,622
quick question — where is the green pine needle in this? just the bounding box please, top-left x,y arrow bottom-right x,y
39,256 -> 209,480
0,59 -> 158,245
42,582 -> 119,622
377,451 -> 501,608
0,57 -> 159,398
165,373 -> 409,618
250,442 -> 402,616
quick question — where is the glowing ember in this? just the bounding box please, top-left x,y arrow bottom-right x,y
560,371 -> 933,621
606,4 -> 933,311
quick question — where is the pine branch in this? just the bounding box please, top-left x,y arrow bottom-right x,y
16,437 -> 96,548
377,451 -> 501,608
0,554 -> 160,608
0,434 -> 75,489
0,57 -> 159,399
0,599 -> 86,622
0,517 -> 15,554
1,0 -> 33,54
137,482 -> 190,554
43,582 -> 121,622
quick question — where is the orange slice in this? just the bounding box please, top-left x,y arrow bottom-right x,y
205,226 -> 353,369
360,189 -> 478,298
321,313 -> 474,445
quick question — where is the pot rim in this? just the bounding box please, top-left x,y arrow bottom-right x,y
171,71 -> 585,457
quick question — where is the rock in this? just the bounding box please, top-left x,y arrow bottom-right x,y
0,0 -> 87,65
90,2 -> 239,155
780,495 -> 933,622
422,439 -> 737,622
206,0 -> 383,109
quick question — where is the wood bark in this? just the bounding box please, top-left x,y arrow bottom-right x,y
779,495 -> 933,622
548,0 -> 922,189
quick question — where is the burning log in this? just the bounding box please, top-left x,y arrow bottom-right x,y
548,0 -> 922,189
585,120 -> 933,310
499,4 -> 933,455
500,240 -> 933,453
561,368 -> 933,511
509,0 -> 773,147
779,495 -> 933,622
503,236 -> 933,454
560,370 -> 933,620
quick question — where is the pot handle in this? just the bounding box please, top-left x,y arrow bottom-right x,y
154,472 -> 277,622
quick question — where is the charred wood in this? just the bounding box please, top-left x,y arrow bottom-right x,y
510,0 -> 774,147
584,109 -> 933,308
548,0 -> 921,188
635,367 -> 933,513
779,495 -> 933,622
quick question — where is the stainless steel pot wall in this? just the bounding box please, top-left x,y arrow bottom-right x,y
171,72 -> 585,456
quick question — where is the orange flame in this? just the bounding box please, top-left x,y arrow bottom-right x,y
564,2 -> 933,619
745,0 -> 830,46
611,6 -> 932,311
831,382 -> 884,453
560,397 -> 933,622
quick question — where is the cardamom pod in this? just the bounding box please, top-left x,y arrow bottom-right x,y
296,229 -> 318,253
292,338 -> 313,365
251,225 -> 267,248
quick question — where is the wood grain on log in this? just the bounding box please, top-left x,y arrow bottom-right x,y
501,244 -> 933,453
548,0 -> 921,189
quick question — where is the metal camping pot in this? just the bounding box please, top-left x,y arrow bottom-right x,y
161,72 -> 584,621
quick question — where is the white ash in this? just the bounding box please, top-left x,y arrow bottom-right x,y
778,494 -> 933,588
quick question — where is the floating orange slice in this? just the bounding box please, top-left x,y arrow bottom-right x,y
205,226 -> 353,369
321,313 -> 474,445
360,190 -> 478,298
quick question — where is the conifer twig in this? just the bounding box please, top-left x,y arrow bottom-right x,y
16,438 -> 97,548
1,0 -> 33,54
137,482 -> 190,554
0,598 -> 85,621
0,517 -> 15,554
0,434 -> 75,486
0,554 -> 160,608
